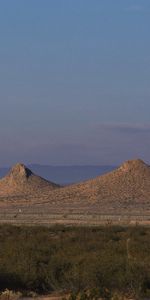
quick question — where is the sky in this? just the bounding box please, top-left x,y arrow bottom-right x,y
0,0 -> 150,166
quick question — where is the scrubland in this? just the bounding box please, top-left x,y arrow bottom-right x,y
0,225 -> 150,299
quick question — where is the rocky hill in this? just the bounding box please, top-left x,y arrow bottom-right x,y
0,163 -> 60,197
42,158 -> 150,214
61,158 -> 150,203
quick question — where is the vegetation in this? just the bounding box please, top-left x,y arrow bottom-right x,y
0,224 -> 150,298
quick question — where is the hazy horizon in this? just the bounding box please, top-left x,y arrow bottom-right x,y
0,1 -> 150,166
0,164 -> 116,185
0,162 -> 117,168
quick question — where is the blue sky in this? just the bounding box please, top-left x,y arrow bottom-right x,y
0,0 -> 150,166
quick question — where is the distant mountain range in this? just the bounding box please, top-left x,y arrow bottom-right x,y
0,165 -> 115,185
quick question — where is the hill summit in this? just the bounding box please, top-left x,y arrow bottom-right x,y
8,163 -> 33,181
119,159 -> 148,172
0,163 -> 60,197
